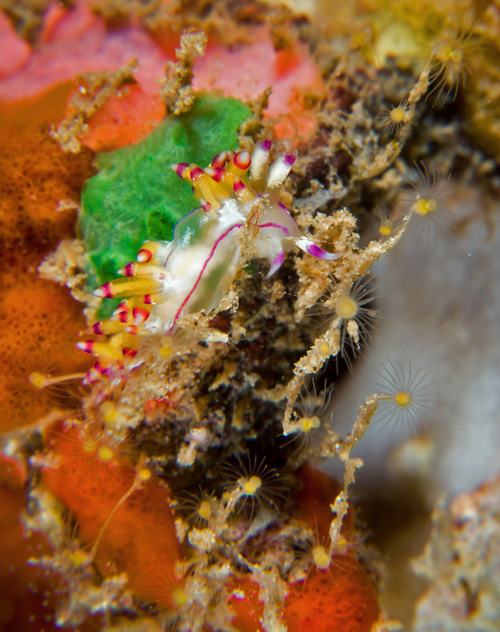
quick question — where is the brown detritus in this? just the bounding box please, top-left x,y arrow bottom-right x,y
90,0 -> 316,55
0,0 -> 57,42
49,59 -> 139,154
463,5 -> 500,164
160,29 -> 207,117
320,62 -> 430,188
267,2 -> 296,50
350,67 -> 431,182
280,210 -> 409,435
371,613 -> 405,632
293,209 -> 358,318
88,0 -> 164,29
144,0 -> 279,48
288,55 -> 434,230
38,239 -> 100,319
238,87 -> 273,149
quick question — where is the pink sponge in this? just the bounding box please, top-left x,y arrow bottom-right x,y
0,12 -> 30,78
0,4 -> 323,146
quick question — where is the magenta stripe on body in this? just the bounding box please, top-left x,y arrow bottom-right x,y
307,243 -> 326,257
172,223 -> 243,326
277,201 -> 293,217
272,251 -> 285,267
305,243 -> 342,260
257,222 -> 290,235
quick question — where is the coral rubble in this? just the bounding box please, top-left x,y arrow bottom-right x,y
413,475 -> 500,631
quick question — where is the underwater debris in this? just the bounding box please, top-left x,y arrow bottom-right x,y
161,29 -> 207,116
413,475 -> 500,631
50,58 -> 139,154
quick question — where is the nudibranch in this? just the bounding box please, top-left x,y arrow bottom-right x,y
78,141 -> 341,381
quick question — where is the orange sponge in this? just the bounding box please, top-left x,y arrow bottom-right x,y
0,455 -> 59,632
296,463 -> 355,536
228,561 -> 379,632
286,561 -> 380,632
42,424 -> 181,603
0,84 -> 95,432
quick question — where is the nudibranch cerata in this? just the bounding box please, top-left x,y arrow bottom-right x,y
78,141 -> 341,382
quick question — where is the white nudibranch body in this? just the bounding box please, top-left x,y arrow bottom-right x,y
80,142 -> 341,381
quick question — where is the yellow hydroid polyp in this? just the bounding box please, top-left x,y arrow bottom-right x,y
373,360 -> 434,432
335,295 -> 359,320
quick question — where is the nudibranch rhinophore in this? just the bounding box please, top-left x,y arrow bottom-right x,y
78,141 -> 341,381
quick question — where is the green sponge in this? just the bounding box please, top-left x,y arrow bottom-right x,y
79,94 -> 251,292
